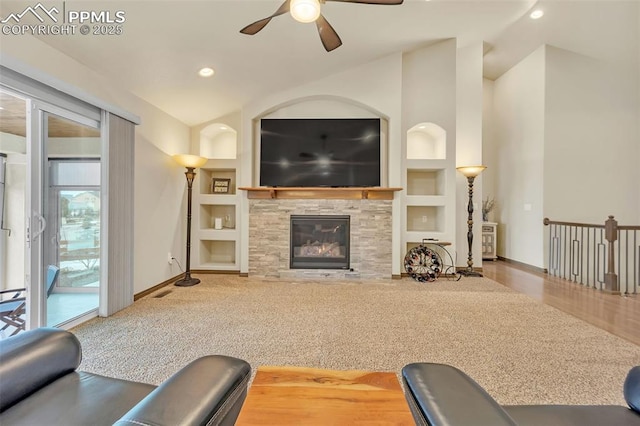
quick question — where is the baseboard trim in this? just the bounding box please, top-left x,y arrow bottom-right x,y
191,269 -> 241,275
497,256 -> 548,274
134,270 -> 242,300
134,274 -> 182,300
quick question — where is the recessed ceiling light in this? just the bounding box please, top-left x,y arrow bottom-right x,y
198,67 -> 215,77
530,9 -> 544,19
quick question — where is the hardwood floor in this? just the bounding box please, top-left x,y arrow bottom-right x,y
483,260 -> 640,347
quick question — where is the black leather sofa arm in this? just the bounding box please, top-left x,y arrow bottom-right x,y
0,328 -> 81,411
402,363 -> 517,426
626,366 -> 640,415
114,355 -> 251,426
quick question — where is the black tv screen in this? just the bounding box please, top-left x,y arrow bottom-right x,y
259,118 -> 381,187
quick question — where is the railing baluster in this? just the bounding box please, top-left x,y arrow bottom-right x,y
587,227 -> 591,287
563,225 -> 568,280
633,231 -> 640,294
571,229 -> 580,281
604,216 -> 619,294
552,224 -> 556,272
580,227 -> 584,285
597,234 -> 604,289
617,229 -> 629,293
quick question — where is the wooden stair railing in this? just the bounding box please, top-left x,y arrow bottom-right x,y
544,216 -> 639,295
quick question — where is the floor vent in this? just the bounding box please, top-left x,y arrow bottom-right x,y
153,290 -> 172,298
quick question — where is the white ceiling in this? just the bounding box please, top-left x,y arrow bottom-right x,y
1,0 -> 638,126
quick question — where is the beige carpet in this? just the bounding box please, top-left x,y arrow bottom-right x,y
71,275 -> 640,406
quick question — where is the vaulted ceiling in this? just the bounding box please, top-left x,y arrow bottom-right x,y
0,0 -> 638,127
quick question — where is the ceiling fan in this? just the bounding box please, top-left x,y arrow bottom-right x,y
240,0 -> 404,52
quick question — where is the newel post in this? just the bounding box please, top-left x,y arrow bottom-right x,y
604,215 -> 620,295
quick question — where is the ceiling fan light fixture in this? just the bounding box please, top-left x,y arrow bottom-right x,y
290,0 -> 321,23
198,67 -> 215,77
530,9 -> 544,19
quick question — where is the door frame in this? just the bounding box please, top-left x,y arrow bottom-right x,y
26,100 -> 101,329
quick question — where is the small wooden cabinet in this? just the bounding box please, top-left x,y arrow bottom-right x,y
482,222 -> 497,260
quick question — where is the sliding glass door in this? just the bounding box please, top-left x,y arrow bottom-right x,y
2,70 -> 136,337
26,103 -> 101,329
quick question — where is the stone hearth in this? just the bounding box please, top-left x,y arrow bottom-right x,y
248,199 -> 392,279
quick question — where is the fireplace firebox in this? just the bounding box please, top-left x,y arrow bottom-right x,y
290,215 -> 350,269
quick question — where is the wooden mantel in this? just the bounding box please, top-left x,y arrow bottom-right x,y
239,187 -> 402,200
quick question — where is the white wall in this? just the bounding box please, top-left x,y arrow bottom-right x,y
544,46 -> 639,224
0,35 -> 191,294
456,42 -> 485,269
489,43 -> 639,269
240,53 -> 404,275
401,39 -> 459,266
402,41 -> 457,137
482,78 -> 498,221
492,45 -> 546,268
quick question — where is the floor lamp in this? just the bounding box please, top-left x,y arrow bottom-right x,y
173,154 -> 208,287
456,165 -> 486,277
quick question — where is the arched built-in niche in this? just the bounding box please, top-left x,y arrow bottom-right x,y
252,95 -> 389,187
407,122 -> 446,160
199,122 -> 237,159
193,122 -> 240,272
403,121 -> 453,268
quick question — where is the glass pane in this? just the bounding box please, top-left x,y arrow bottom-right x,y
45,113 -> 100,327
0,90 -> 27,338
58,189 -> 100,288
51,162 -> 100,186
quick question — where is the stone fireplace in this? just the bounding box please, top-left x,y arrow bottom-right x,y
290,215 -> 350,269
247,198 -> 393,279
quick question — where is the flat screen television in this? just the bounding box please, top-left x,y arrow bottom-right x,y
259,118 -> 381,187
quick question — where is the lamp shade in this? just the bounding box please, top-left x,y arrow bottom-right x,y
456,165 -> 486,178
173,154 -> 208,169
290,0 -> 321,23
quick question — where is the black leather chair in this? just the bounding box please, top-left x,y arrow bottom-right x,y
402,362 -> 640,426
0,328 -> 251,426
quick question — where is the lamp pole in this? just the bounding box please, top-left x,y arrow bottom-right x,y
173,154 -> 208,287
456,166 -> 486,277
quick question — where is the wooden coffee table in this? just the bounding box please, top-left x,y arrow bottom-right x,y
235,366 -> 414,425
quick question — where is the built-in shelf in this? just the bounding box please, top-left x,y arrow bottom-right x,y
194,123 -> 240,271
200,168 -> 236,195
200,204 -> 236,230
407,123 -> 447,160
239,187 -> 402,200
407,205 -> 445,232
407,169 -> 446,196
200,240 -> 236,265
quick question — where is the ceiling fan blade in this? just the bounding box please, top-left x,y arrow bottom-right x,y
325,0 -> 403,4
240,0 -> 290,35
315,14 -> 342,52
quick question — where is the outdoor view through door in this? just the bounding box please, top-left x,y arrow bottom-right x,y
51,163 -> 100,289
45,113 -> 101,327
